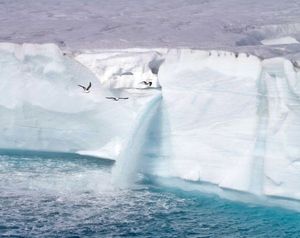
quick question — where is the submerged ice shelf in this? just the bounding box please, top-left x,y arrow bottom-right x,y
0,43 -> 300,210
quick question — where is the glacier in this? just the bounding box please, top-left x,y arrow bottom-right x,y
0,43 -> 300,210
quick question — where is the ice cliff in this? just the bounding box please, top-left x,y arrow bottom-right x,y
157,50 -> 300,208
0,43 -> 160,159
0,43 -> 300,209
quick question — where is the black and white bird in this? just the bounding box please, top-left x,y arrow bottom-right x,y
292,61 -> 300,68
106,97 -> 129,101
140,81 -> 152,87
78,82 -> 92,93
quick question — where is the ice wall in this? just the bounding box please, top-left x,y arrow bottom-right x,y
1,44 -> 300,208
75,49 -> 164,89
157,50 -> 300,204
261,58 -> 300,200
0,43 -> 159,158
74,48 -> 300,205
158,50 -> 262,192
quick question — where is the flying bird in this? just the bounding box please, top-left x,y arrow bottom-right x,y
292,61 -> 300,68
121,72 -> 134,76
78,82 -> 92,93
140,81 -> 152,87
106,97 -> 129,101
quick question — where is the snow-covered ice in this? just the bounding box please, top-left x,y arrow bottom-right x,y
1,0 -> 300,58
261,37 -> 299,46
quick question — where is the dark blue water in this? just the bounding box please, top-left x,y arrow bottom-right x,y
0,150 -> 300,238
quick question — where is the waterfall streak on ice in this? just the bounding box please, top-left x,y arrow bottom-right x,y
112,93 -> 162,187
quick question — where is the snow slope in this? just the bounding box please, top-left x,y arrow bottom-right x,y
0,43 -> 300,210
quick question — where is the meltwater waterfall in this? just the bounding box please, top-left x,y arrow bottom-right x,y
112,92 -> 162,187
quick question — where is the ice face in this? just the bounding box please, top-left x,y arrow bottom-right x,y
75,50 -> 164,89
0,43 -> 159,157
156,50 -> 300,204
157,50 -> 262,191
1,43 -> 300,209
261,59 -> 300,200
76,48 -> 300,205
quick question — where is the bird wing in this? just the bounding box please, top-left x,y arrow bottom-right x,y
119,97 -> 129,100
121,72 -> 134,76
149,82 -> 152,86
78,84 -> 86,90
86,82 -> 92,90
106,97 -> 117,100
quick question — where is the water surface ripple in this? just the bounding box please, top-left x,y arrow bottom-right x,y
0,150 -> 300,237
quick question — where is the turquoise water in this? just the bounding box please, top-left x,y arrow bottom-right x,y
0,150 -> 300,237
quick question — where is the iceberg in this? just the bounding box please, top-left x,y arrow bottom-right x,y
1,43 -> 300,209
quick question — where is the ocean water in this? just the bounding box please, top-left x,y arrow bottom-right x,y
0,150 -> 300,238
